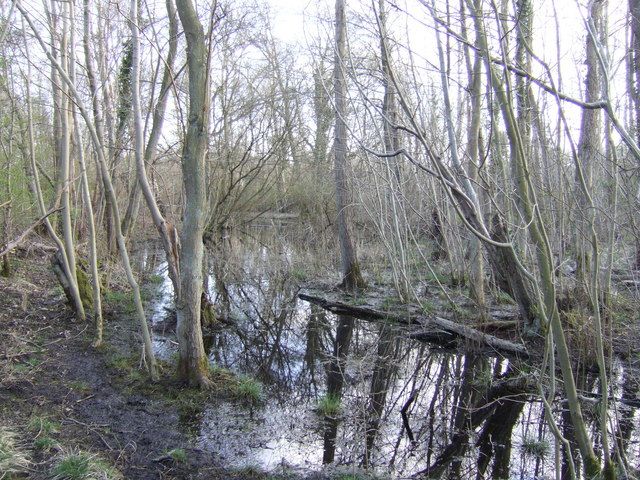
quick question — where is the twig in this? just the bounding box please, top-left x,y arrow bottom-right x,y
76,394 -> 96,403
64,417 -> 113,451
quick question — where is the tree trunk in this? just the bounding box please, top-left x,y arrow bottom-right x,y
334,0 -> 365,291
322,314 -> 354,464
135,0 -> 180,297
72,0 -> 103,343
575,0 -> 604,285
462,0 -> 486,309
20,1 -> 159,380
471,2 -> 601,474
175,0 -> 212,388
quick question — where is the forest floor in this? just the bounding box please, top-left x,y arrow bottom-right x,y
0,248 -> 347,480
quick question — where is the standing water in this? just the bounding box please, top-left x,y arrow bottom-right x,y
138,225 -> 640,479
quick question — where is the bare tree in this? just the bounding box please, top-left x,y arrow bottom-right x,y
174,0 -> 213,387
334,0 -> 365,291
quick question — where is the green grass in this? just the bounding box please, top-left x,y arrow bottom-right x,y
105,352 -> 135,373
495,290 -> 516,305
51,450 -> 121,479
234,375 -> 263,406
28,416 -> 60,436
317,393 -> 341,417
68,380 -> 92,394
34,436 -> 57,451
424,270 -> 449,284
147,274 -> 165,285
165,447 -> 187,463
290,267 -> 308,282
6,353 -> 45,375
421,300 -> 436,315
0,428 -> 30,477
520,437 -> 550,459
103,289 -> 150,315
380,296 -> 400,310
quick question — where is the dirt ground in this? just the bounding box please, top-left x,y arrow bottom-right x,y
0,248 -> 304,480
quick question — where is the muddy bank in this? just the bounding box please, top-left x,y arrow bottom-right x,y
0,252 -> 372,480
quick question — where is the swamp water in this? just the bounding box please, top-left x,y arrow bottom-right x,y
135,227 -> 640,479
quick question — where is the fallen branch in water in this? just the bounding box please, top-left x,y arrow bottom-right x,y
298,292 -> 529,358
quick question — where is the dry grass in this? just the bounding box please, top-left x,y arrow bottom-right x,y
0,427 -> 31,479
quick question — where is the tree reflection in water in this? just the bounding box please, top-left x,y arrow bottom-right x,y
144,229 -> 640,478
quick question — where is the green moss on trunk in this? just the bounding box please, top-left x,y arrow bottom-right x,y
76,265 -> 93,312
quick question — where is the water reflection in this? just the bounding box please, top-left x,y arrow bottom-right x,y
141,227 -> 640,478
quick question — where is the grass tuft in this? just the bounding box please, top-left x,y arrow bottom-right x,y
51,450 -> 122,479
165,448 -> 187,463
317,393 -> 341,417
34,436 -> 57,451
234,375 -> 263,406
520,437 -> 550,459
28,416 -> 60,436
0,428 -> 31,477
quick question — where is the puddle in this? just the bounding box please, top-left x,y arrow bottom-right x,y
141,227 -> 640,478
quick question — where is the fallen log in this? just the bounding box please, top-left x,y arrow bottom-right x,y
298,292 -> 528,358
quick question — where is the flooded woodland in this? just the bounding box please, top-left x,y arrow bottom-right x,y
3,0 -> 640,478
130,225 -> 640,479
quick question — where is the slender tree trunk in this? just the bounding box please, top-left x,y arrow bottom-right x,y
58,2 -> 85,321
334,0 -> 365,291
174,0 -> 212,388
576,0 -> 604,285
364,323 -> 396,467
378,0 -> 409,300
132,0 -> 181,297
121,179 -> 141,238
471,3 -> 601,475
628,0 -> 640,267
322,314 -> 354,464
71,0 -> 103,343
463,0 -> 485,309
313,63 -> 332,175
19,2 -> 158,380
41,4 -> 86,320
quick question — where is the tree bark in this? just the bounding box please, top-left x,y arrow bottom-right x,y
575,0 -> 604,284
175,0 -> 212,388
334,0 -> 365,291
